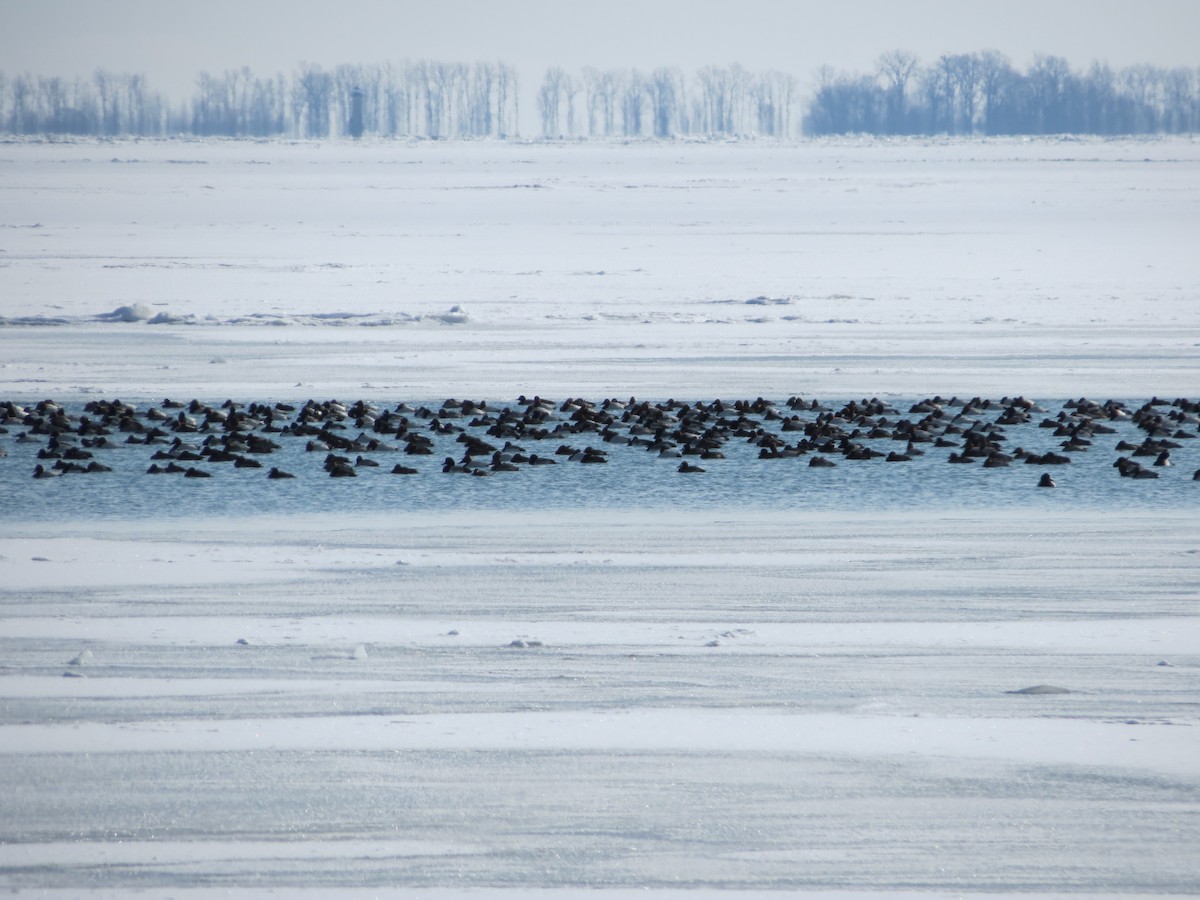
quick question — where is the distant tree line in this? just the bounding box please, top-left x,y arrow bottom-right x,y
1,52 -> 1196,139
535,64 -> 798,138
0,69 -> 168,136
806,50 -> 1200,136
0,61 -> 519,139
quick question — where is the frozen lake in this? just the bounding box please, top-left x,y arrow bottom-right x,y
2,136 -> 1198,398
1,136 -> 1198,897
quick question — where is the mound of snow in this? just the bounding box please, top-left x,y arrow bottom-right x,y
0,315 -> 72,326
147,311 -> 198,325
429,305 -> 469,324
97,304 -> 152,322
1007,684 -> 1072,695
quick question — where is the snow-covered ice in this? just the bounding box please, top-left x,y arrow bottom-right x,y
0,136 -> 1198,896
2,136 -> 1197,398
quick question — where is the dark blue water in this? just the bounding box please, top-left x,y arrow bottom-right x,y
1,397 -> 1196,523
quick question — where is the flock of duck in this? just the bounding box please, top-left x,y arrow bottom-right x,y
3,394 -> 1199,488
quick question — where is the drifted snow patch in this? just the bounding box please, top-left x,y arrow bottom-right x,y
430,305 -> 469,324
147,311 -> 198,325
1007,684 -> 1072,695
11,307 -> 472,328
97,303 -> 153,322
508,638 -> 544,649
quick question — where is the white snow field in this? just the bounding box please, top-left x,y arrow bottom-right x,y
1,136 -> 1199,897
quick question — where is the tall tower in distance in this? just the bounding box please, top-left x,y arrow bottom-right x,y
349,87 -> 365,139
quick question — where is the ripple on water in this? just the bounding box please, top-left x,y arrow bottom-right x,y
0,395 -> 1196,522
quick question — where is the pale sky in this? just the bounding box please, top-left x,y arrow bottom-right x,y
2,0 -> 1195,105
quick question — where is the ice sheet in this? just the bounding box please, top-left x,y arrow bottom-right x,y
1,137 -> 1197,398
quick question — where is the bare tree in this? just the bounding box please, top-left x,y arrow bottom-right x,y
294,63 -> 333,137
582,67 -> 601,135
93,69 -> 119,134
976,50 -> 1014,134
470,61 -> 495,136
490,62 -> 518,138
563,71 -> 580,137
621,70 -> 646,137
1120,63 -> 1160,133
1163,66 -> 1197,133
805,65 -> 884,134
696,65 -> 729,133
1081,61 -> 1116,133
646,67 -> 683,137
948,53 -> 982,132
11,73 -> 37,132
876,50 -> 918,133
755,69 -> 796,136
582,68 -> 620,137
538,66 -> 566,137
1028,54 -> 1071,133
